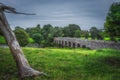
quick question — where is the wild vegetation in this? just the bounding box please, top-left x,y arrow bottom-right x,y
0,2 -> 120,80
104,2 -> 120,41
0,35 -> 6,44
0,47 -> 120,80
0,23 -> 120,79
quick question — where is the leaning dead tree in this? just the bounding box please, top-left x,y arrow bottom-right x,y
0,3 -> 44,79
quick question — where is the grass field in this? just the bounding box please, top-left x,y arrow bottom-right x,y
0,47 -> 120,80
0,36 -> 6,44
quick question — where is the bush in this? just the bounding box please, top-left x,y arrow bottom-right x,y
104,37 -> 111,41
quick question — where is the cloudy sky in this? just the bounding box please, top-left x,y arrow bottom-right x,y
0,0 -> 120,30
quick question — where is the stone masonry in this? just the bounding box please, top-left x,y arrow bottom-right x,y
54,37 -> 120,50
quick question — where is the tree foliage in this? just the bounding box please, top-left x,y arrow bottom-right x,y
90,27 -> 103,40
81,30 -> 89,39
53,27 -> 63,37
10,24 -> 106,47
32,33 -> 42,45
63,24 -> 81,37
41,24 -> 54,46
104,2 -> 120,40
26,24 -> 41,37
74,30 -> 81,38
14,27 -> 29,46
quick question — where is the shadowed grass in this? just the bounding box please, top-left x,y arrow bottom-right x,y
0,48 -> 120,80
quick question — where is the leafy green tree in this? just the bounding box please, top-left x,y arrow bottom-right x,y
26,24 -> 41,37
15,26 -> 24,30
28,38 -> 35,43
62,26 -> 71,37
42,24 -> 53,36
104,2 -> 120,41
42,24 -> 54,46
14,27 -> 29,46
74,30 -> 81,38
81,30 -> 89,39
90,27 -> 97,39
68,24 -> 81,37
32,33 -> 42,45
63,24 -> 81,37
26,24 -> 55,47
90,27 -> 103,40
53,27 -> 63,37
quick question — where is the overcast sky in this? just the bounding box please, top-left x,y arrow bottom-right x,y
0,0 -> 120,30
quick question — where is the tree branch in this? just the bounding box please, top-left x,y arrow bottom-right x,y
5,11 -> 36,15
0,2 -> 35,15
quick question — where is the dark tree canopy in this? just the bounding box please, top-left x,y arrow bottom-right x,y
26,24 -> 41,37
104,2 -> 120,40
32,33 -> 42,45
63,24 -> 81,37
90,27 -> 103,40
53,27 -> 63,37
14,27 -> 29,46
81,30 -> 89,39
42,24 -> 54,46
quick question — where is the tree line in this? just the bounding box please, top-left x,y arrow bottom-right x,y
0,2 -> 120,47
13,24 -> 105,47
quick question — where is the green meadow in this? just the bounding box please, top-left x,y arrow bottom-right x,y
0,47 -> 120,80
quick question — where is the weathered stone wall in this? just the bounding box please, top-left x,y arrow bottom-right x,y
54,37 -> 120,50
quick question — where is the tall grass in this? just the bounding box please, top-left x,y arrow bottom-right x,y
0,48 -> 120,80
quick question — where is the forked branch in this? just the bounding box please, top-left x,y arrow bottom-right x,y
0,2 -> 35,15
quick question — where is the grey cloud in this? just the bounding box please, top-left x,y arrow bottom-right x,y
1,0 -> 120,30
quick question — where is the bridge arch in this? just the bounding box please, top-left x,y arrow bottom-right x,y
72,43 -> 75,48
68,41 -> 71,47
82,45 -> 86,48
77,43 -> 80,47
65,41 -> 68,47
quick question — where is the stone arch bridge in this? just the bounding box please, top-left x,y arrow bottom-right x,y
54,37 -> 120,50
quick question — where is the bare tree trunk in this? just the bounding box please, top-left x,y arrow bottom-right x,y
0,10 -> 43,79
